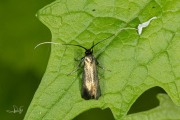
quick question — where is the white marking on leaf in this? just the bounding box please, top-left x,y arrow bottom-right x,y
138,17 -> 157,35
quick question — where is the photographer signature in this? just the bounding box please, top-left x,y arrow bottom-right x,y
6,105 -> 23,114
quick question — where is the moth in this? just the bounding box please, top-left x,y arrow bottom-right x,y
63,35 -> 114,100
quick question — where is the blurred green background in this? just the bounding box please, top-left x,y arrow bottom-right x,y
0,0 -> 53,119
0,0 -> 166,120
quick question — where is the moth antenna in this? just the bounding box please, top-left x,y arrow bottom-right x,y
62,44 -> 87,50
34,42 -> 60,49
90,34 -> 115,49
92,42 -> 94,51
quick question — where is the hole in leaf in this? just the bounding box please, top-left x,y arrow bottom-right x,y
128,86 -> 166,114
73,108 -> 114,120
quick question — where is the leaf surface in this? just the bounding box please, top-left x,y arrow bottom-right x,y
25,0 -> 180,119
123,94 -> 180,120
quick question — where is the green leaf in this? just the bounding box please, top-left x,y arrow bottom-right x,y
123,94 -> 180,120
24,0 -> 180,119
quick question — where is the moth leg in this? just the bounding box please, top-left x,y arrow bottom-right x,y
67,57 -> 84,76
96,60 -> 111,72
74,58 -> 81,62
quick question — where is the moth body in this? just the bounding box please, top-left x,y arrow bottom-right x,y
63,34 -> 114,100
82,54 -> 100,100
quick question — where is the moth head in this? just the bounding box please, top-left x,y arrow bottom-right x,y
85,49 -> 93,55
